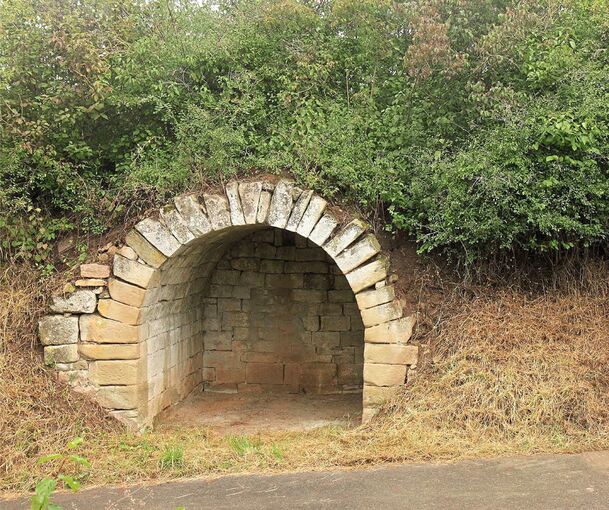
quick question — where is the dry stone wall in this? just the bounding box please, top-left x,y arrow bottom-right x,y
38,179 -> 418,429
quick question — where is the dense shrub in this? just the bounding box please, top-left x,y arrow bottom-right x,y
1,0 -> 608,262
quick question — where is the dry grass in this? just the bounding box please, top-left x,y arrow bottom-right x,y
2,258 -> 609,495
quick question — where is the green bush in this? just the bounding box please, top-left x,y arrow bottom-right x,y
1,0 -> 608,261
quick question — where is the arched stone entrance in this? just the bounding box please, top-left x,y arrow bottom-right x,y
38,179 -> 417,429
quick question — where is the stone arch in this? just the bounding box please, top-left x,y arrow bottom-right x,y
38,179 -> 417,429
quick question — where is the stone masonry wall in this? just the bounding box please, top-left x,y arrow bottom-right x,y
202,228 -> 364,394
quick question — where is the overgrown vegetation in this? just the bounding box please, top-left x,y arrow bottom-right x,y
1,0 -> 608,262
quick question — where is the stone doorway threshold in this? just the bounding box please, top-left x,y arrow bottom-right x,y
155,390 -> 363,433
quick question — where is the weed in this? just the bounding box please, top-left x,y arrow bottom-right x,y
159,445 -> 184,471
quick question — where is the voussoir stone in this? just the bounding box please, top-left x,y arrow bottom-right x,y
308,213 -> 338,246
108,278 -> 146,307
134,218 -> 181,257
113,254 -> 157,289
39,315 -> 79,345
226,181 -> 246,226
204,194 -> 232,230
360,300 -> 403,328
174,194 -> 212,236
324,219 -> 367,256
364,343 -> 418,365
97,299 -> 141,325
80,314 -> 139,343
334,234 -> 381,274
364,315 -> 416,344
267,180 -> 294,228
296,195 -> 327,238
286,190 -> 313,232
125,229 -> 167,269
356,285 -> 395,310
256,190 -> 272,223
160,206 -> 195,245
346,256 -> 389,293
50,290 -> 97,314
239,182 -> 262,224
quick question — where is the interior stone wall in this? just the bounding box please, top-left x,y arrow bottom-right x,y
202,228 -> 364,394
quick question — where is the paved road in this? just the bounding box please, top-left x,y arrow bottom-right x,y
3,451 -> 609,509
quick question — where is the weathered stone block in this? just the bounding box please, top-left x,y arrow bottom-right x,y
256,190 -> 272,223
334,234 -> 381,274
96,385 -> 141,409
125,229 -> 167,268
328,290 -> 354,303
346,257 -> 389,293
75,278 -> 107,288
230,258 -> 259,271
293,289 -> 327,303
174,194 -> 212,236
80,314 -> 139,343
80,263 -> 110,279
312,331 -> 340,349
97,299 -> 141,325
324,219 -> 367,256
39,315 -> 79,345
340,330 -> 363,347
260,259 -> 284,273
45,344 -> 79,364
239,182 -> 263,224
360,301 -> 403,328
89,359 -> 139,385
300,363 -> 337,393
108,278 -> 146,307
309,214 -> 338,247
363,385 -> 398,406
160,206 -> 195,245
50,290 -> 97,314
266,273 -> 303,288
79,343 -> 140,360
363,363 -> 406,387
364,315 -> 416,344
286,190 -> 313,232
296,196 -> 327,238
204,193 -> 232,230
267,180 -> 294,228
320,316 -> 350,331
364,344 -> 418,365
113,254 -> 157,289
355,286 -> 395,310
134,218 -> 181,257
225,181 -> 246,225
338,363 -> 363,387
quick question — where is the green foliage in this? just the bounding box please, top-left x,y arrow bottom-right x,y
30,437 -> 90,510
158,444 -> 184,470
1,0 -> 608,261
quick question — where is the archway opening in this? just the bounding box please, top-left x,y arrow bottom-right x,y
152,227 -> 364,430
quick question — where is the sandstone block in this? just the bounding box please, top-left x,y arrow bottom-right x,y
246,362 -> 283,384
80,314 -> 139,343
44,344 -> 79,364
364,343 -> 418,365
80,263 -> 110,278
267,180 -> 294,228
309,214 -> 338,246
96,385 -> 141,409
108,278 -> 146,307
204,194 -> 232,230
260,259 -> 284,273
285,261 -> 328,274
50,290 -> 96,314
174,194 -> 212,236
97,299 -> 141,325
226,181 -> 246,225
324,219 -> 367,256
361,301 -> 403,327
256,190 -> 272,223
286,190 -> 313,232
300,363 -> 337,393
75,278 -> 107,287
346,257 -> 389,293
340,330 -> 363,347
297,195 -> 327,238
205,331 -> 233,350
334,234 -> 381,274
125,230 -> 167,268
79,343 -> 140,360
113,254 -> 157,289
312,331 -> 340,349
337,363 -> 363,387
89,359 -> 139,385
39,315 -> 79,346
293,289 -> 327,303
239,182 -> 263,224
364,316 -> 416,344
363,385 -> 398,406
328,290 -> 355,303
160,206 -> 195,244
266,273 -> 303,288
363,363 -> 406,387
117,245 -> 138,260
320,316 -> 350,331
134,218 -> 181,257
355,286 -> 395,310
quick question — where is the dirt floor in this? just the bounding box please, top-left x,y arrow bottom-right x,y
154,390 -> 363,433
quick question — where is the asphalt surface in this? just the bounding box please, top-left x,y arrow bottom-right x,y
3,451 -> 609,509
